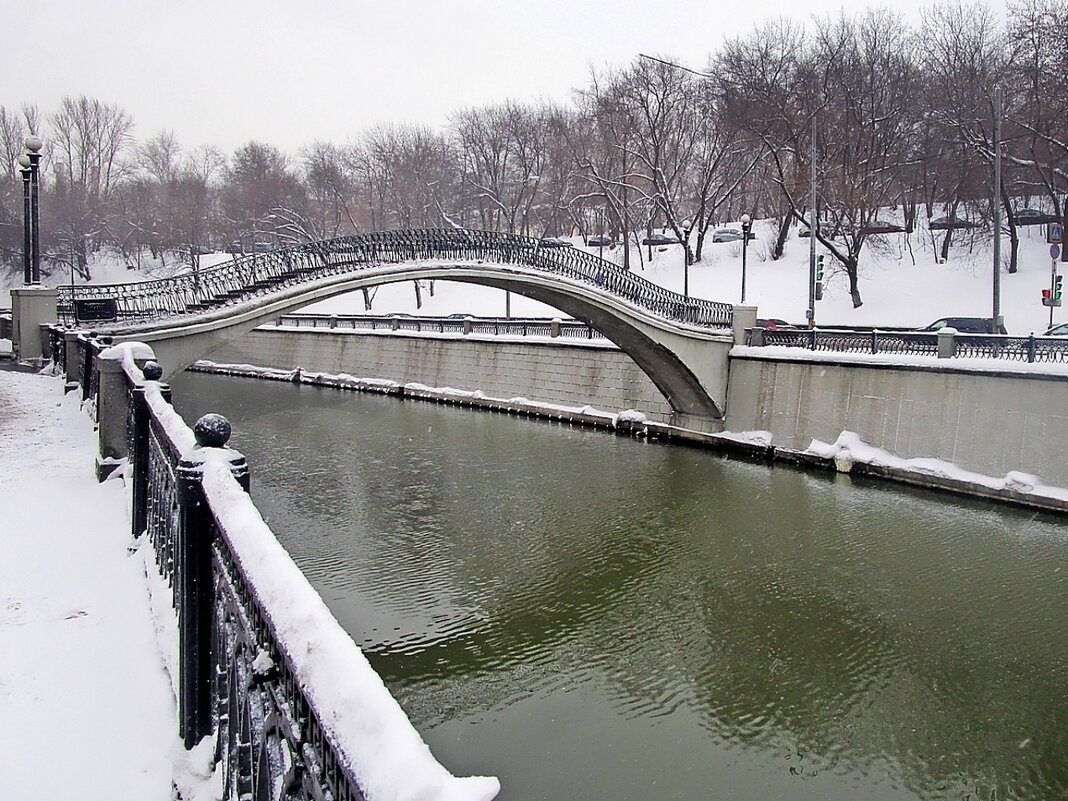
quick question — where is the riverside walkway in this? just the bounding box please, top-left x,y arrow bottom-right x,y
0,367 -> 200,800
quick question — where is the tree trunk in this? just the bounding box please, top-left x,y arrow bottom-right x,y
1001,190 -> 1018,274
847,256 -> 863,308
771,216 -> 790,260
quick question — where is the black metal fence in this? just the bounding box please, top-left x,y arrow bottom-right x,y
120,359 -> 365,798
54,229 -> 733,331
754,327 -> 1068,364
275,313 -> 606,341
83,348 -> 496,801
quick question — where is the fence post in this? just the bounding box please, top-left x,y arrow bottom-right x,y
176,413 -> 250,748
1027,333 -> 1036,363
131,361 -> 165,539
937,328 -> 956,359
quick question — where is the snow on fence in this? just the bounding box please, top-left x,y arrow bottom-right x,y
75,339 -> 500,801
752,326 -> 1068,363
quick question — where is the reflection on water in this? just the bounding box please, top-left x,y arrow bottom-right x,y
173,371 -> 1068,801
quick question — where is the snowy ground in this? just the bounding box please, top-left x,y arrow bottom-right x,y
0,224 -> 1064,795
3,221 -> 1065,335
0,369 -> 204,800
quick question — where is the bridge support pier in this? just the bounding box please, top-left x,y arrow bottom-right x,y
732,305 -> 758,345
95,342 -> 159,481
10,286 -> 56,363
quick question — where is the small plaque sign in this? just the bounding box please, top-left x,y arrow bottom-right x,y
74,298 -> 119,322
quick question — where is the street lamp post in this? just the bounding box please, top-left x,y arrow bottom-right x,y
682,218 -> 692,298
24,135 -> 43,284
740,214 -> 752,304
18,155 -> 32,284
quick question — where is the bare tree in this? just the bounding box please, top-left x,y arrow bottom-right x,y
49,96 -> 135,277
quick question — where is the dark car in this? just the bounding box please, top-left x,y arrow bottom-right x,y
538,237 -> 573,248
586,235 -> 614,247
641,233 -> 679,246
919,317 -> 1008,335
1015,208 -> 1060,226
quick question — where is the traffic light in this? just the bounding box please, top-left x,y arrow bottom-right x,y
1043,288 -> 1053,307
1056,274 -> 1063,303
814,255 -> 824,301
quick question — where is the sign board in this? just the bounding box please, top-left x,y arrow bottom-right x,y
74,297 -> 119,322
1052,244 -> 1062,260
1049,223 -> 1064,244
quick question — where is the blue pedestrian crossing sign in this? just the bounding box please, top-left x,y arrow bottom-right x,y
1049,222 -> 1064,244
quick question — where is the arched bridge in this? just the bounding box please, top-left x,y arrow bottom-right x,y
60,229 -> 737,425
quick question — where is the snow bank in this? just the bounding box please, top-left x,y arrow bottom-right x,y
806,431 -> 1068,502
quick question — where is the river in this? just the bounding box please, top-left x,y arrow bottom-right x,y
172,371 -> 1068,801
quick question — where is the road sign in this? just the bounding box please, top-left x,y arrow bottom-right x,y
1052,244 -> 1062,260
1049,223 -> 1064,244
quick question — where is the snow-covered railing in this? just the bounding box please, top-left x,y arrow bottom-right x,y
752,327 -> 1068,364
276,312 -> 606,341
53,228 -> 733,331
106,347 -> 500,801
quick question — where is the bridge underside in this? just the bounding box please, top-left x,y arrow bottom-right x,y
105,263 -> 733,425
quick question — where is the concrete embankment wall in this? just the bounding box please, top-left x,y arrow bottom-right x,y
724,353 -> 1068,489
204,326 -> 1068,507
207,326 -> 675,422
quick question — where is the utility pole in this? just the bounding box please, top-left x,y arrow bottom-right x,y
808,114 -> 817,329
992,85 -> 1002,333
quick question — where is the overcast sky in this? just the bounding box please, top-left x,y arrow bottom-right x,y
4,0 -> 1005,155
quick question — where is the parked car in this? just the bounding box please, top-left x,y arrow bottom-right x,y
756,318 -> 796,330
1043,322 -> 1068,337
538,237 -> 572,247
918,317 -> 1008,335
1015,208 -> 1060,226
859,220 -> 906,235
586,235 -> 614,247
711,227 -> 756,243
641,233 -> 679,246
798,227 -> 812,237
928,216 -> 979,231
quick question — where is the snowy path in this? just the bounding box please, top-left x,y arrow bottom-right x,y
0,370 -> 179,800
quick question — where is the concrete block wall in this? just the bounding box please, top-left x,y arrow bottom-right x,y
725,354 -> 1068,487
206,328 -> 675,422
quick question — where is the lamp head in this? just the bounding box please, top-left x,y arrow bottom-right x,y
24,135 -> 43,153
740,213 -> 751,226
18,154 -> 31,169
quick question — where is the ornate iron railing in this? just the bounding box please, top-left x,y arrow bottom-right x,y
275,313 -> 606,341
755,328 -> 1068,364
54,229 -> 733,330
112,353 -> 496,801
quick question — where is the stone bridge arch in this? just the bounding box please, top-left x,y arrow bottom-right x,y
62,230 -> 735,424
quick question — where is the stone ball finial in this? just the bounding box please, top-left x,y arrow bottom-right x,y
193,413 -> 232,448
142,361 -> 163,381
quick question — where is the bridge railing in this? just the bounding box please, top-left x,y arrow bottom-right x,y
275,313 -> 606,341
85,345 -> 500,801
750,327 -> 1068,364
54,229 -> 734,330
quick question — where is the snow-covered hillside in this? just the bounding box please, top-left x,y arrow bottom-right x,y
3,221 -> 1064,336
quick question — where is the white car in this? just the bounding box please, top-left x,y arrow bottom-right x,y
1043,322 -> 1068,336
711,227 -> 756,243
